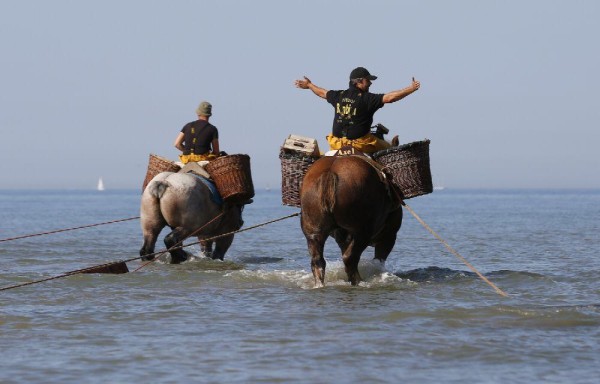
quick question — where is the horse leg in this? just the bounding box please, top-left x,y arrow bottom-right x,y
342,237 -> 369,286
332,228 -> 351,253
140,237 -> 156,261
200,240 -> 213,258
140,226 -> 163,261
306,235 -> 327,287
374,209 -> 403,263
374,238 -> 395,264
212,235 -> 234,261
164,227 -> 190,264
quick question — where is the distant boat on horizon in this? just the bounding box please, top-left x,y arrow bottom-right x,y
97,177 -> 105,191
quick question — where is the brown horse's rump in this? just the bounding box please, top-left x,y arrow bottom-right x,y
300,156 -> 403,286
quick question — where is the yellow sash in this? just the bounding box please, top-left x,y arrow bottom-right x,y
179,153 -> 217,164
325,132 -> 391,154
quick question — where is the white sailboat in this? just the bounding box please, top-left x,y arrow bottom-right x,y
97,177 -> 105,191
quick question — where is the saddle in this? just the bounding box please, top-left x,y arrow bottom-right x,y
177,161 -> 253,206
177,161 -> 211,178
333,146 -> 403,210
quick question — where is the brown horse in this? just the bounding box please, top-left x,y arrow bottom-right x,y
300,155 -> 403,287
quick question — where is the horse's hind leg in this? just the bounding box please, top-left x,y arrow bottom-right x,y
374,240 -> 395,264
200,240 -> 213,258
140,191 -> 167,261
164,227 -> 190,264
212,235 -> 234,261
140,226 -> 163,261
140,236 -> 157,261
342,237 -> 369,286
306,235 -> 327,288
374,209 -> 402,263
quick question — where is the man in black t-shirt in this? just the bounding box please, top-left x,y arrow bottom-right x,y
174,101 -> 220,164
294,67 -> 420,153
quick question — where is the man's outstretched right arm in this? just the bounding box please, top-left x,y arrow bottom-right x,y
294,76 -> 328,99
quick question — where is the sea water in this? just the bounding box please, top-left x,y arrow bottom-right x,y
1,189 -> 599,383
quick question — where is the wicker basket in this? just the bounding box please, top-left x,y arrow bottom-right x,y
279,149 -> 317,207
204,154 -> 255,204
372,140 -> 433,199
142,154 -> 181,192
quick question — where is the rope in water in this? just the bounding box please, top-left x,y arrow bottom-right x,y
402,202 -> 508,297
0,199 -> 506,296
0,216 -> 141,243
0,212 -> 300,292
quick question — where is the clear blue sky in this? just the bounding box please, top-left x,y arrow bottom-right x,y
1,0 -> 599,189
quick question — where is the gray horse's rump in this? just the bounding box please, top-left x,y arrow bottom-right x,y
140,172 -> 243,263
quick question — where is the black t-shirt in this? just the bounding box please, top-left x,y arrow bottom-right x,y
180,120 -> 219,155
326,88 -> 384,139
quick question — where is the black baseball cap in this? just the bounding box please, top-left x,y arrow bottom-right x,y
349,67 -> 377,80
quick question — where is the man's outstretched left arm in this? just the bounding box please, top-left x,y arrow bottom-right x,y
382,77 -> 420,104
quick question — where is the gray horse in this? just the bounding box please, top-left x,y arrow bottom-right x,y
139,172 -> 245,263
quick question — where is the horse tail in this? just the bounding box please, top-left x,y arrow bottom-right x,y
317,171 -> 338,213
147,180 -> 169,199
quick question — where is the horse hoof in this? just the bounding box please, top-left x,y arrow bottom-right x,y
170,255 -> 187,264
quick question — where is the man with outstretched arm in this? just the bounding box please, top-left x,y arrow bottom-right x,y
294,67 -> 420,153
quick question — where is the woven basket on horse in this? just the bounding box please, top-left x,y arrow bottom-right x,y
142,154 -> 181,192
204,154 -> 255,204
279,149 -> 317,207
372,139 -> 433,199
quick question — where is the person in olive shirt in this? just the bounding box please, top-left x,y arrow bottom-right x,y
174,101 -> 220,164
294,67 -> 420,153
